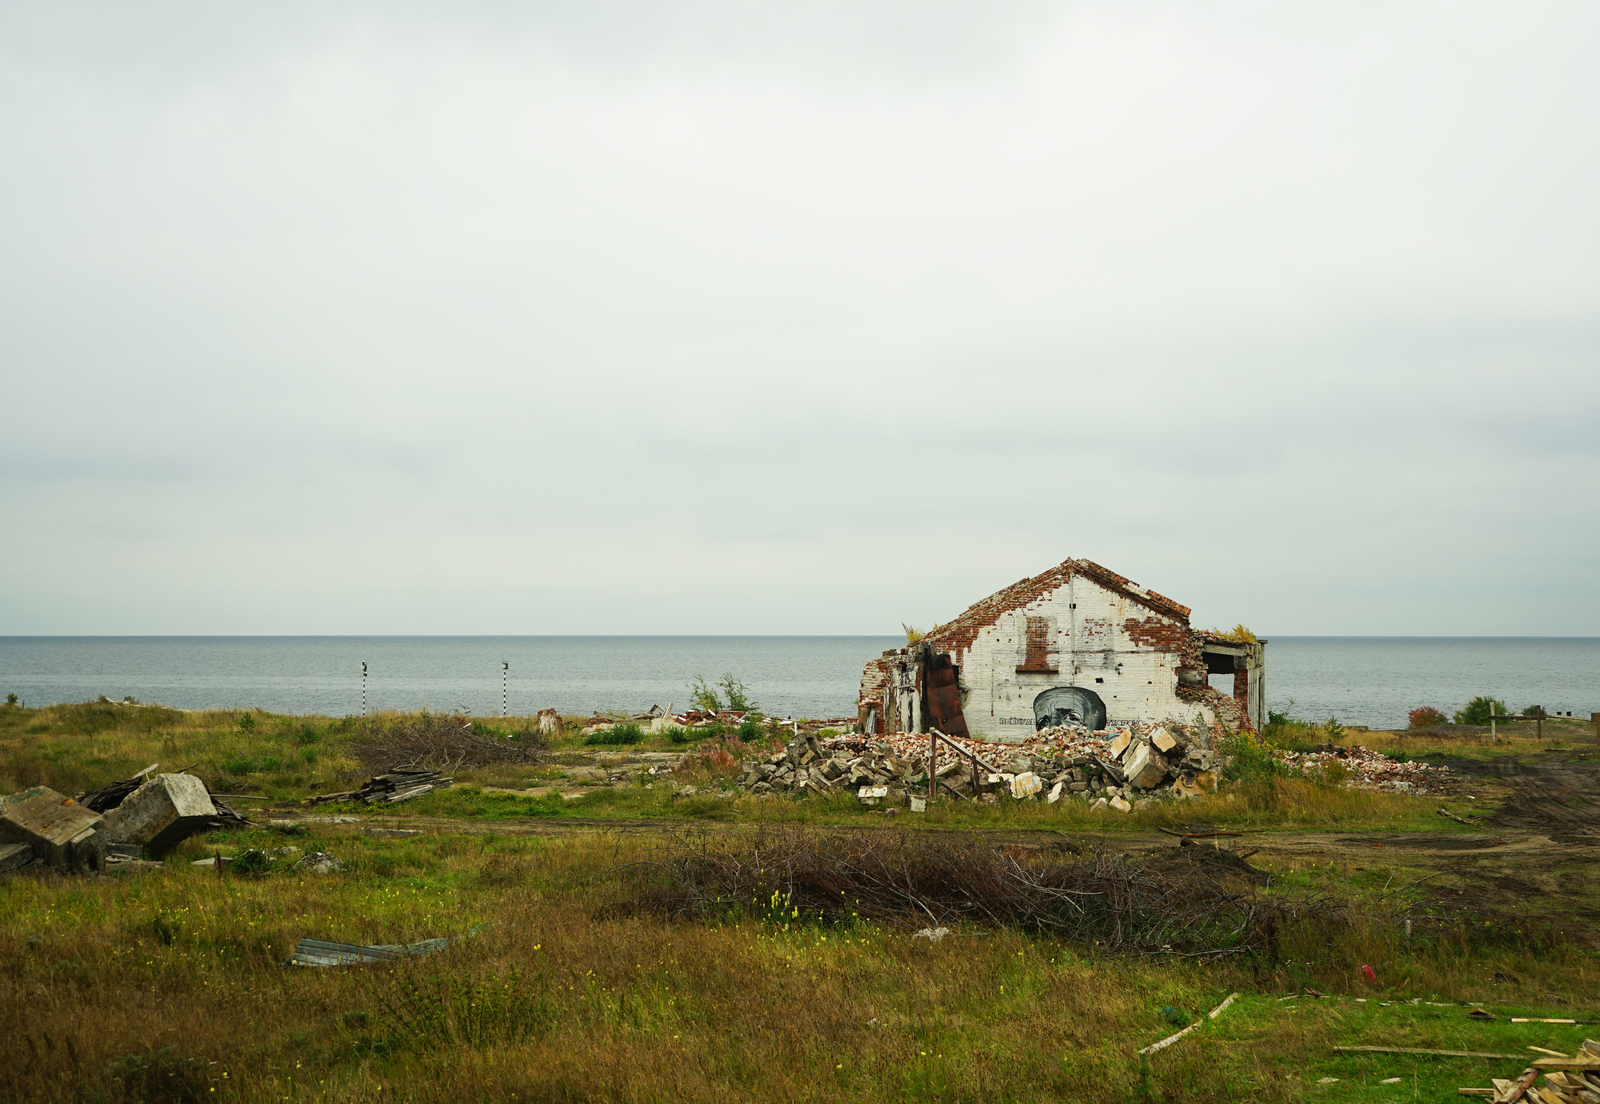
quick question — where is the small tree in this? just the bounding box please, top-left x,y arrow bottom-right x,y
1453,696 -> 1507,726
687,676 -> 722,713
1520,704 -> 1547,718
717,674 -> 757,713
1408,706 -> 1449,729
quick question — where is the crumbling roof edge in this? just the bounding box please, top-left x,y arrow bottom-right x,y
922,558 -> 1192,654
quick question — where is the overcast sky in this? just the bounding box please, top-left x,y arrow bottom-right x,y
2,1 -> 1596,636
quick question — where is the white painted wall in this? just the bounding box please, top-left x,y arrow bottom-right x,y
949,575 -> 1217,739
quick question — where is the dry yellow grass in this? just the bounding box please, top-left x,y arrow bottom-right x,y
3,827 -> 1594,1103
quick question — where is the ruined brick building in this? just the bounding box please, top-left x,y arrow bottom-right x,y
857,559 -> 1265,741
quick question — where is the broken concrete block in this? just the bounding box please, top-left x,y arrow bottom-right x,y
0,787 -> 105,872
1047,780 -> 1065,804
1108,795 -> 1132,813
857,785 -> 888,805
1195,769 -> 1218,792
1150,728 -> 1180,754
1091,796 -> 1110,809
1109,732 -> 1132,758
1170,775 -> 1208,800
908,796 -> 927,813
102,773 -> 216,857
0,841 -> 34,872
1009,772 -> 1043,800
1121,743 -> 1169,790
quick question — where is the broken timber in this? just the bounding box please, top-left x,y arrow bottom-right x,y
307,769 -> 454,807
1137,992 -> 1239,1056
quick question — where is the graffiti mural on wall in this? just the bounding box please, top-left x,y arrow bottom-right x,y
1032,686 -> 1108,732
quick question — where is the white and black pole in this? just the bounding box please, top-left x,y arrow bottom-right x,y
361,662 -> 368,717
502,661 -> 508,718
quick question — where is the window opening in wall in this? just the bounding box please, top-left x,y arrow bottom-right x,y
1016,616 -> 1059,673
1208,673 -> 1234,694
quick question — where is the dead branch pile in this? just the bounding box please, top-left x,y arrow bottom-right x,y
613,828 -> 1337,957
352,713 -> 547,774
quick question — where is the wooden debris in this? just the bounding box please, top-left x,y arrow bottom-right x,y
1437,807 -> 1481,827
1333,1047 -> 1525,1059
1495,1068 -> 1539,1104
1533,1059 -> 1600,1072
307,769 -> 453,807
1138,992 -> 1240,1055
78,763 -> 160,813
1455,1046 -> 1600,1103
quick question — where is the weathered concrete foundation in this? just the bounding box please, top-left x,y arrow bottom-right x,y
0,786 -> 106,872
103,772 -> 217,857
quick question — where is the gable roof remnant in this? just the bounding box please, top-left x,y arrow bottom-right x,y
924,558 -> 1191,658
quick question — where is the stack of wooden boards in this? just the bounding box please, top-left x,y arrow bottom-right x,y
305,769 -> 454,806
1460,1040 -> 1600,1103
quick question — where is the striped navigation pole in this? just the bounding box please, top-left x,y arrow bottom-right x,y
361,662 -> 368,717
501,662 -> 509,718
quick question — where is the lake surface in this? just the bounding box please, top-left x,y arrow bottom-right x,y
1,636 -> 1596,729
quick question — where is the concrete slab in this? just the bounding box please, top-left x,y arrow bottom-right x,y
1122,742 -> 1169,790
0,841 -> 34,872
102,773 -> 216,857
0,787 -> 105,871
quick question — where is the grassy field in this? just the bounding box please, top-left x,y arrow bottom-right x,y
0,702 -> 1503,833
4,823 -> 1596,1104
3,701 -> 1597,1103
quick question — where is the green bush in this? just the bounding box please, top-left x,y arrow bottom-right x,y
1221,732 -> 1282,783
1453,696 -> 1507,726
584,723 -> 642,746
1521,704 -> 1547,718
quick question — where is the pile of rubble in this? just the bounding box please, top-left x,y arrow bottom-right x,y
1271,744 -> 1454,795
0,769 -> 243,874
735,724 -> 1225,810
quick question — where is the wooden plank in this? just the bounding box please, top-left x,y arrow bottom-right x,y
1534,1059 -> 1600,1072
1334,1047 -> 1525,1059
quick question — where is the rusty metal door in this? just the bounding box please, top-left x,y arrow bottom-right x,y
924,652 -> 969,739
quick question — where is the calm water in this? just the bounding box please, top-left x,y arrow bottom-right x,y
1,636 -> 1596,729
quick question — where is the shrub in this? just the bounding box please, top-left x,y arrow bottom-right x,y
1453,696 -> 1507,726
238,711 -> 256,731
687,676 -> 722,712
663,725 -> 692,745
717,674 -> 757,713
1521,704 -> 1547,718
1221,731 -> 1282,783
1408,707 -> 1449,729
584,723 -> 642,746
5,693 -> 18,707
